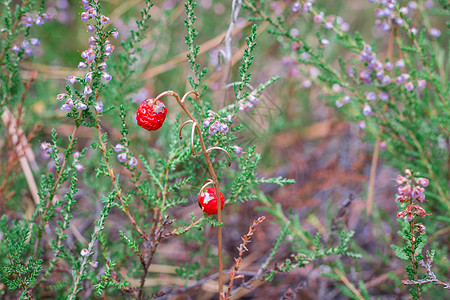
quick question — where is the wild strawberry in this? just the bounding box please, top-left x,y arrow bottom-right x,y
136,98 -> 167,131
198,186 -> 225,215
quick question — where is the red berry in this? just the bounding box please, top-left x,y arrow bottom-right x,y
136,99 -> 167,131
198,186 -> 225,215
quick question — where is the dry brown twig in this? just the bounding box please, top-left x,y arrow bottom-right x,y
224,216 -> 266,300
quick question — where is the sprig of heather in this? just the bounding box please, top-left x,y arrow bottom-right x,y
392,169 -> 449,298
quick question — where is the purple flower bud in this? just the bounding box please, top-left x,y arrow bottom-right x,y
303,2 -> 312,11
12,44 -> 20,53
68,76 -> 77,84
75,163 -> 84,172
429,28 -> 441,37
61,104 -> 71,111
376,70 -> 385,81
85,72 -> 93,81
347,67 -> 355,76
94,101 -> 103,113
87,24 -> 94,32
102,73 -> 112,81
88,36 -> 96,45
379,141 -> 387,150
363,104 -> 372,116
73,151 -> 80,159
84,85 -> 92,95
21,40 -> 30,49
411,27 -> 418,35
342,95 -> 350,104
399,7 -> 409,14
114,143 -> 125,152
302,80 -> 312,88
30,38 -> 39,46
425,0 -> 434,9
40,142 -> 51,152
24,48 -> 34,55
358,121 -> 366,129
335,100 -> 343,108
366,92 -> 377,101
248,94 -> 260,105
203,118 -> 211,127
314,12 -> 324,23
118,153 -> 127,162
321,39 -> 329,46
35,16 -> 44,26
22,16 -> 33,27
382,75 -> 391,85
112,31 -> 119,39
395,18 -> 404,26
100,15 -> 110,25
340,22 -> 350,32
128,157 -> 138,167
418,178 -> 429,187
57,93 -> 66,101
291,2 -> 301,13
408,1 -> 417,10
324,22 -> 332,30
81,12 -> 89,21
300,53 -> 310,60
417,80 -> 426,89
379,91 -> 389,101
234,146 -> 243,155
78,62 -> 87,69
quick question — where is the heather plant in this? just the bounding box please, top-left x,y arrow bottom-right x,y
0,0 -> 448,299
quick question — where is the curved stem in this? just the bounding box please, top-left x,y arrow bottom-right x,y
179,120 -> 194,139
206,147 -> 232,167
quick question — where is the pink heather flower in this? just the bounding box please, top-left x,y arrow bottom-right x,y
379,141 -> 387,150
81,12 -> 89,21
406,212 -> 414,221
234,146 -> 243,155
112,31 -> 119,39
415,206 -> 427,218
12,45 -> 20,53
412,186 -> 424,200
379,91 -> 389,101
24,48 -> 34,55
75,163 -> 84,172
80,249 -> 89,257
118,153 -> 127,162
382,75 -> 391,85
425,0 -> 434,9
78,62 -> 87,70
42,13 -> 52,22
102,73 -> 112,81
395,175 -> 406,185
61,104 -> 71,111
219,123 -> 228,133
415,223 -> 426,235
335,100 -> 343,108
114,143 -> 125,152
88,8 -> 97,18
358,121 -> 366,129
340,22 -> 350,32
35,16 -> 44,26
405,82 -> 414,91
347,68 -> 355,76
209,122 -> 219,135
302,80 -> 312,88
40,142 -> 51,152
397,211 -> 405,219
376,70 -> 385,81
395,59 -> 405,69
417,178 -> 429,187
324,22 -> 332,30
128,157 -> 138,167
366,92 -> 376,101
399,7 -> 409,14
203,118 -> 211,127
314,12 -> 324,23
74,102 -> 87,110
408,1 -> 417,10
94,101 -> 103,113
384,62 -> 393,70
405,169 -> 412,176
88,36 -> 96,45
84,85 -> 92,95
87,24 -> 94,32
22,16 -> 33,27
248,94 -> 260,105
411,27 -> 418,35
73,151 -> 80,159
99,62 -> 107,70
417,80 -> 426,89
303,2 -> 312,12
68,76 -> 77,84
289,28 -> 299,37
85,72 -> 93,81
342,95 -> 350,104
394,18 -> 404,26
395,195 -> 407,203
57,93 -> 66,101
105,44 -> 115,54
429,28 -> 441,37
100,15 -> 110,25
363,104 -> 372,116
